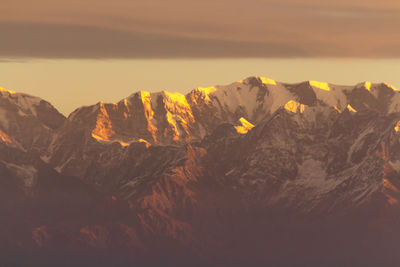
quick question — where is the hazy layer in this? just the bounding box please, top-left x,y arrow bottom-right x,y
0,58 -> 399,115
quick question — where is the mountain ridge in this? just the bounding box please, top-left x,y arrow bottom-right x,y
1,76 -> 400,265
2,77 -> 399,118
52,76 -> 400,149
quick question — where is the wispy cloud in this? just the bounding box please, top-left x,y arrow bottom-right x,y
0,0 -> 399,58
0,22 -> 308,58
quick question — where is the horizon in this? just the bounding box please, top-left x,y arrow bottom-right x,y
1,0 -> 399,116
1,58 -> 399,115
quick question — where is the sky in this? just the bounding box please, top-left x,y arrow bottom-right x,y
1,0 -> 399,58
0,0 -> 399,115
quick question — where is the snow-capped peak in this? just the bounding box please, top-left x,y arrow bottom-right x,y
0,88 -> 43,116
384,82 -> 399,91
48,76 -> 400,151
259,77 -> 277,85
0,87 -> 16,94
364,81 -> 372,91
309,80 -> 330,91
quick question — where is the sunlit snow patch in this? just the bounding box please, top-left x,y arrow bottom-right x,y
384,82 -> 399,91
284,100 -> 305,113
309,80 -> 330,91
259,77 -> 277,85
347,104 -> 357,112
0,87 -> 16,94
196,86 -> 217,103
364,81 -> 372,91
234,117 -> 255,134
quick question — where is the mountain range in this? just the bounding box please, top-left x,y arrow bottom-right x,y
1,77 -> 400,266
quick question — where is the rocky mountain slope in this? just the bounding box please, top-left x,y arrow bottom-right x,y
0,88 -> 65,154
1,77 -> 400,266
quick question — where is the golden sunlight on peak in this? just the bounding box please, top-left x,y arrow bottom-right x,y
165,112 -> 186,142
163,91 -> 189,107
235,117 -> 255,134
140,91 -> 158,143
91,103 -> 115,141
364,81 -> 372,91
197,86 -> 217,94
347,104 -> 357,113
168,120 -> 179,141
196,86 -> 217,103
284,100 -> 305,113
259,77 -> 277,85
162,92 -> 194,142
0,87 -> 16,94
123,98 -> 130,117
309,80 -> 330,91
384,82 -> 399,91
91,119 -> 115,141
139,90 -> 151,99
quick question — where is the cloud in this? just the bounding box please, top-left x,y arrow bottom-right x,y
0,22 -> 308,58
0,0 -> 399,58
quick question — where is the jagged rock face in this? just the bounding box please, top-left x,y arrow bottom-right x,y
2,78 -> 400,265
48,77 -> 400,179
0,89 -> 65,154
208,107 -> 400,212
